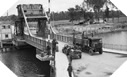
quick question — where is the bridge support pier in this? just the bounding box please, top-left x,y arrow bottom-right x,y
36,48 -> 56,77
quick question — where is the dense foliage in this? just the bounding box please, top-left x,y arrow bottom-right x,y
0,14 -> 18,24
0,0 -> 126,23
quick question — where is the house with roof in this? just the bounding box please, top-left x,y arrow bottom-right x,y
0,23 -> 13,40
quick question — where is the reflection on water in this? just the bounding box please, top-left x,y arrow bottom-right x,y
0,47 -> 50,77
95,31 -> 127,45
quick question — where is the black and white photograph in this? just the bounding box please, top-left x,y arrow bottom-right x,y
0,0 -> 127,77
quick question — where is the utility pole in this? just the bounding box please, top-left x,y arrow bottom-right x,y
73,29 -> 75,45
7,10 -> 8,17
48,0 -> 50,24
48,0 -> 51,41
6,10 -> 9,20
48,0 -> 56,77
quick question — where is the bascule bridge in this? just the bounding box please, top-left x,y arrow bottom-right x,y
13,4 -> 55,77
13,4 -> 75,77
14,4 -> 51,54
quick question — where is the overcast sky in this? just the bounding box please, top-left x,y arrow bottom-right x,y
5,0 -> 83,16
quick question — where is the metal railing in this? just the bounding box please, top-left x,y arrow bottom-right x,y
24,35 -> 47,50
50,33 -> 127,51
103,43 -> 127,51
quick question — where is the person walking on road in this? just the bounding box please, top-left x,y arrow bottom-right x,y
67,63 -> 73,77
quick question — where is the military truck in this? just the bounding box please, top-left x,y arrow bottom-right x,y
73,31 -> 103,55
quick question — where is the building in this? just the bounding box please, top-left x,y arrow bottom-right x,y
0,23 -> 13,40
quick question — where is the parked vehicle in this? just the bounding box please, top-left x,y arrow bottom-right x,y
62,44 -> 72,56
73,31 -> 103,55
69,48 -> 82,59
62,44 -> 82,59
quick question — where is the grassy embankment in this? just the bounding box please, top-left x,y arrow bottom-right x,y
51,17 -> 127,35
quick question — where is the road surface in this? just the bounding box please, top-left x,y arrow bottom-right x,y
56,41 -> 127,77
72,52 -> 127,77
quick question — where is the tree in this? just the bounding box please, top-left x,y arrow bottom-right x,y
74,5 -> 83,21
105,6 -> 109,21
10,15 -> 18,21
75,5 -> 82,11
50,11 -> 69,21
84,0 -> 107,21
68,5 -> 84,23
68,8 -> 75,23
10,15 -> 18,24
106,0 -> 119,22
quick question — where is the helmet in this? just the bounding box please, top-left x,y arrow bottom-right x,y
53,38 -> 56,41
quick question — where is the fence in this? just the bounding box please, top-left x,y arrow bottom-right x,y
103,43 -> 127,51
50,33 -> 127,51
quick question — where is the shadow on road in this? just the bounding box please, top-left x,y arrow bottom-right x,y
82,52 -> 103,56
93,52 -> 103,56
85,71 -> 92,75
104,72 -> 113,76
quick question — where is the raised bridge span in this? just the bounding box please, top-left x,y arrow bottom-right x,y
13,4 -> 75,77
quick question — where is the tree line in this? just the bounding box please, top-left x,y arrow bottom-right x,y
0,10 -> 125,21
50,0 -> 126,23
0,0 -> 126,23
50,7 -> 125,23
0,15 -> 18,24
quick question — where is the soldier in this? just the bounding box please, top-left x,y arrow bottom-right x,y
67,63 -> 73,77
46,40 -> 51,55
68,55 -> 73,64
56,44 -> 59,52
52,39 -> 58,56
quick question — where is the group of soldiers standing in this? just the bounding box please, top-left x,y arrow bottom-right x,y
46,39 -> 58,57
46,39 -> 58,77
46,38 -> 73,77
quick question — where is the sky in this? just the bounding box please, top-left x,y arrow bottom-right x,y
2,0 -> 127,16
5,0 -> 84,16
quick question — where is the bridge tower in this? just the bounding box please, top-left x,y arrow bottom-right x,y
16,4 -> 49,38
13,4 -> 51,47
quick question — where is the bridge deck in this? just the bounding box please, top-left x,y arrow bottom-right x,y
56,52 -> 69,77
55,41 -> 74,77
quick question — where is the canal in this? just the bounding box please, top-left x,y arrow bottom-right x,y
95,31 -> 127,45
0,46 -> 50,77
